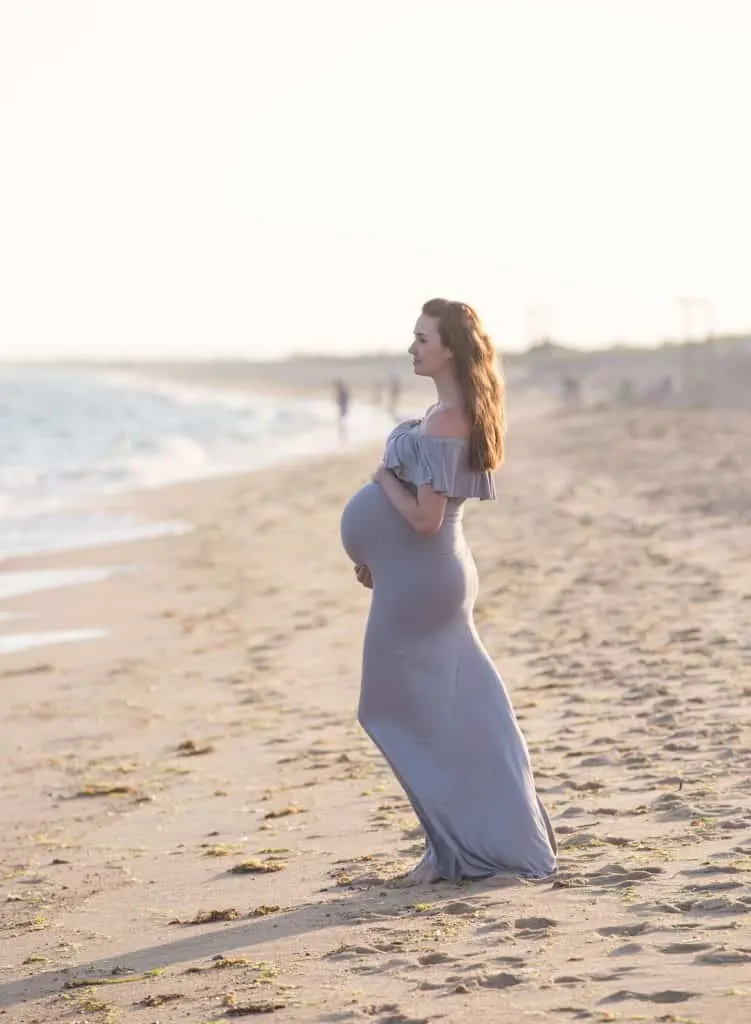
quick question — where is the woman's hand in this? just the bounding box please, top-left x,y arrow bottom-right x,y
354,563 -> 373,589
372,464 -> 387,485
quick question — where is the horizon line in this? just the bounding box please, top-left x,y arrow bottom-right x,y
1,331 -> 750,367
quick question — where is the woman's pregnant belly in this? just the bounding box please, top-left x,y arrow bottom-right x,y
341,482 -> 474,586
342,484 -> 478,638
340,482 -> 399,566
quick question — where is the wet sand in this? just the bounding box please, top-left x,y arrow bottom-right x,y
1,390 -> 750,1023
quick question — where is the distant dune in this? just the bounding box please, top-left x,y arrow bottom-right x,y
517,334 -> 751,409
8,332 -> 751,410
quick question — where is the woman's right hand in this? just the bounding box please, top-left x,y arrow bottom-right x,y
354,563 -> 373,589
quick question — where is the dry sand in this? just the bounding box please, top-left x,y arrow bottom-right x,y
1,388 -> 750,1023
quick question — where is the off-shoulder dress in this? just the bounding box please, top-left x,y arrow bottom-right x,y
340,418 -> 557,881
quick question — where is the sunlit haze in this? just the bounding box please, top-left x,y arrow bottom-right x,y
1,0 -> 750,360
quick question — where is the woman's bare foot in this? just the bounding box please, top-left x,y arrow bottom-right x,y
404,858 -> 441,884
394,849 -> 441,886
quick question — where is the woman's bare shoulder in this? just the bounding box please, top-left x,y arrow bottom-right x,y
422,407 -> 470,440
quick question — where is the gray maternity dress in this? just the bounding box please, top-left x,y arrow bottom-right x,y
340,418 -> 557,882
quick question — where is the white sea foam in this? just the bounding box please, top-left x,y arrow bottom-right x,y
0,610 -> 31,623
0,366 -> 391,561
0,567 -> 134,657
0,628 -> 107,655
0,565 -> 135,601
1,366 -> 395,654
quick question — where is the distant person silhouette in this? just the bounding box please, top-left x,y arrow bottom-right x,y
652,375 -> 673,402
561,374 -> 582,408
387,373 -> 401,420
333,378 -> 351,443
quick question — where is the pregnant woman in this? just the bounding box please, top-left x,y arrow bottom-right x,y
340,298 -> 557,884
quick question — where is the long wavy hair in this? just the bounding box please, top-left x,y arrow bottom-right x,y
422,298 -> 505,471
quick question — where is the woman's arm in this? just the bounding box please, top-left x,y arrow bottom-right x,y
374,465 -> 447,536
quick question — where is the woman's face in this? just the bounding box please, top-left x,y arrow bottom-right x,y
408,314 -> 454,378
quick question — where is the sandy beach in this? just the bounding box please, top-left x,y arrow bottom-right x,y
1,379 -> 750,1023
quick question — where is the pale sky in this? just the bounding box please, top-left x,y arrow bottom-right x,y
1,0 -> 749,359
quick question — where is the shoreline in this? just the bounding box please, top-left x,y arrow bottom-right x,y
0,439 -> 377,655
0,378 -> 550,653
1,396 -> 749,1023
0,361 -> 458,653
0,365 -> 426,647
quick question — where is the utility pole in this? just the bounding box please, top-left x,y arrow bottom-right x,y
701,298 -> 715,341
677,296 -> 694,394
678,296 -> 697,342
526,304 -> 552,347
677,295 -> 715,398
677,295 -> 714,342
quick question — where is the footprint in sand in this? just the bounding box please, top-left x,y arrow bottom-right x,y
352,956 -> 412,977
364,1010 -> 431,1024
515,916 -> 557,930
694,949 -> 751,964
597,922 -> 650,937
415,980 -> 445,992
414,899 -> 482,918
589,966 -> 639,982
478,972 -> 524,989
514,916 -> 558,939
651,894 -> 751,915
378,1017 -> 431,1024
473,919 -> 512,936
444,970 -> 524,993
325,944 -> 381,960
599,989 -> 697,1005
659,941 -> 713,954
551,874 -> 589,890
681,863 -> 743,878
683,880 -> 744,894
585,863 -> 663,888
417,952 -> 457,965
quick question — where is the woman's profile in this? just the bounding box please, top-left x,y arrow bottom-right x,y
340,298 -> 557,884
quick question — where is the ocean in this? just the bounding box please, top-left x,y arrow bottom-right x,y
0,366 -> 393,653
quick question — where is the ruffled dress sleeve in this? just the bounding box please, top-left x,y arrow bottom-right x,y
383,426 -> 495,501
413,435 -> 496,501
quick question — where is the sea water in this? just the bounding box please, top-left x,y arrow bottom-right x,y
0,366 -> 392,651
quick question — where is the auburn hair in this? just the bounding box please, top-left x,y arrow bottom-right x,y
421,298 -> 505,471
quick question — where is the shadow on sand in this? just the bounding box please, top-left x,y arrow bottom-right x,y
0,875 -> 509,1009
